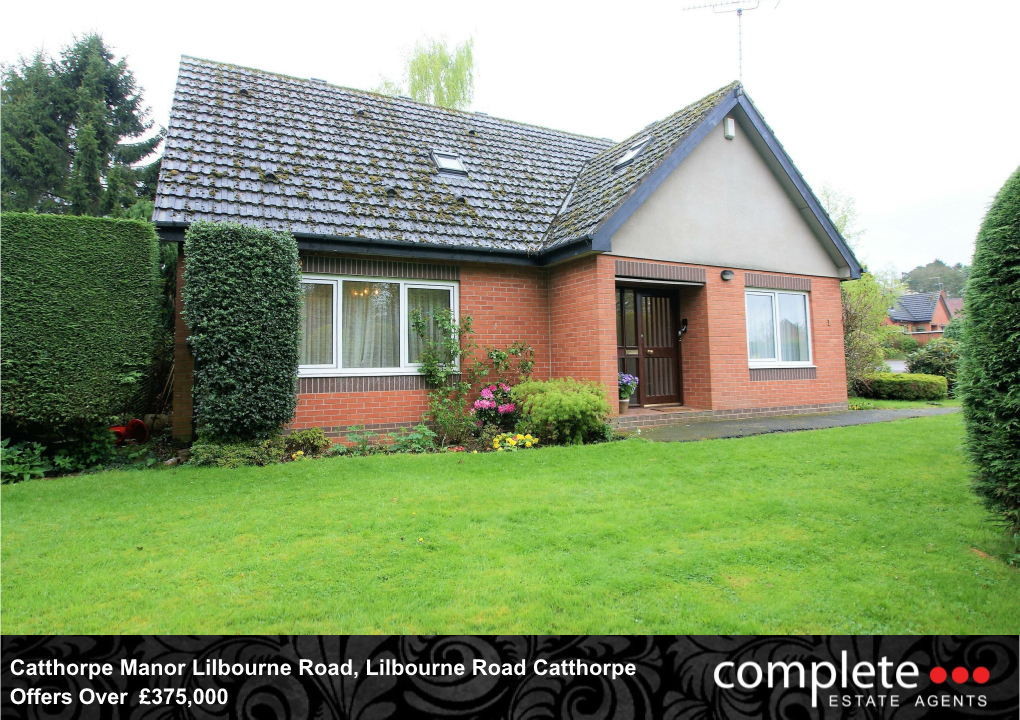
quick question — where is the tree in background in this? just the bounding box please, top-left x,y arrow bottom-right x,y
820,185 -> 893,392
959,166 -> 1020,549
1,33 -> 163,215
820,184 -> 865,252
374,37 -> 475,111
901,259 -> 969,297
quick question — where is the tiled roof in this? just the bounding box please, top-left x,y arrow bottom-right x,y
545,81 -> 739,247
945,297 -> 963,316
155,57 -> 612,253
155,57 -> 739,255
889,292 -> 941,323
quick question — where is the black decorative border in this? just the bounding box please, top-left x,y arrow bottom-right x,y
2,635 -> 1017,719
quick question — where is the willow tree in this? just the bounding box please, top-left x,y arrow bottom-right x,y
374,37 -> 475,111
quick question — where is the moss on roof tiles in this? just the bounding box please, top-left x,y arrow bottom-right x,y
156,57 -> 736,251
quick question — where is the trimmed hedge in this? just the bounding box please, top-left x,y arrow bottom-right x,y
860,373 -> 948,401
959,165 -> 1020,537
183,222 -> 301,440
0,213 -> 159,435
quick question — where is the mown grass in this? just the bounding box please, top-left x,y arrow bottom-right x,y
848,397 -> 961,409
2,413 -> 1015,634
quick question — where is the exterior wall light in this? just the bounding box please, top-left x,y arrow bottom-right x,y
721,270 -> 734,281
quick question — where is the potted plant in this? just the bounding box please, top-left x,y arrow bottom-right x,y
618,372 -> 639,415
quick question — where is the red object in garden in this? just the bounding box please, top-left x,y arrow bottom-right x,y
108,420 -> 149,445
125,419 -> 149,443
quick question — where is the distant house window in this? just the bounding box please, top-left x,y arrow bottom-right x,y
613,136 -> 652,170
745,290 -> 812,366
299,275 -> 458,375
432,151 -> 468,175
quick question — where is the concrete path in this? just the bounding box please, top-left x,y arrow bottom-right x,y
884,359 -> 908,373
638,406 -> 960,443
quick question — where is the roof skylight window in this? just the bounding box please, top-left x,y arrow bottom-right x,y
614,136 -> 652,170
432,151 -> 468,176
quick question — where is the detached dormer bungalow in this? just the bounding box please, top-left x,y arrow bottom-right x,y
156,58 -> 862,441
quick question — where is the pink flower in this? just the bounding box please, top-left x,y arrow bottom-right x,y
473,399 -> 497,410
500,383 -> 510,391
497,403 -> 515,414
480,387 -> 494,399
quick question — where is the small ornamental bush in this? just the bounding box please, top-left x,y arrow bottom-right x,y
1,213 -> 159,436
183,222 -> 301,441
959,165 -> 1020,538
860,372 -> 948,401
285,428 -> 332,456
907,338 -> 961,393
190,435 -> 286,468
491,432 -> 538,452
512,378 -> 612,444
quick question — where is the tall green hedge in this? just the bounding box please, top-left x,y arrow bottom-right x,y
183,222 -> 301,441
959,166 -> 1020,537
1,213 -> 159,435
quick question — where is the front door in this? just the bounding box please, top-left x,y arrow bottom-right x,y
616,288 -> 681,405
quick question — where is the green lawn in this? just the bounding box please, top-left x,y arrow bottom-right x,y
2,413 -> 1016,634
849,397 -> 962,409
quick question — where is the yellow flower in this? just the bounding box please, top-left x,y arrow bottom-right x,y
497,448 -> 503,452
525,442 -> 532,447
418,537 -> 423,543
516,434 -> 524,440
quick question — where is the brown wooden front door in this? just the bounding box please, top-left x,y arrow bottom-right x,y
616,288 -> 681,406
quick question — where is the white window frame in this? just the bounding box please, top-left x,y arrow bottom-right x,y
745,289 -> 814,368
298,274 -> 459,377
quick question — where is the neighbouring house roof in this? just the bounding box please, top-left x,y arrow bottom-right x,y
945,297 -> 964,316
154,56 -> 860,275
889,291 -> 944,323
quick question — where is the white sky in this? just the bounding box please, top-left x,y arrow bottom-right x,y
4,0 -> 1017,274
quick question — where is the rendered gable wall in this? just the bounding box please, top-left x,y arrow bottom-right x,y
609,121 -> 841,278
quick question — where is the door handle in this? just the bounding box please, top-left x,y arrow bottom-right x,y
646,349 -> 653,355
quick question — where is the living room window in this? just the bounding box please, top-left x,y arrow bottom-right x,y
745,290 -> 812,367
299,275 -> 458,375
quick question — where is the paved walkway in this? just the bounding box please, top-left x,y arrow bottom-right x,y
638,406 -> 960,442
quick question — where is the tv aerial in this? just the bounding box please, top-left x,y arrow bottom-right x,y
683,0 -> 778,84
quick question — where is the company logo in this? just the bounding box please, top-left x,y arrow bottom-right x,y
712,654 -> 991,709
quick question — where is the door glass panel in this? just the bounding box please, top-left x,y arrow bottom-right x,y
342,281 -> 400,368
407,287 -> 452,363
642,295 -> 673,347
616,289 -> 623,345
778,293 -> 809,362
746,294 -> 776,360
300,283 -> 333,365
622,289 -> 637,347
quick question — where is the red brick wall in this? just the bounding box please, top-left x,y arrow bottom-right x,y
291,261 -> 552,434
610,255 -> 848,412
547,255 -> 619,411
173,248 -> 850,438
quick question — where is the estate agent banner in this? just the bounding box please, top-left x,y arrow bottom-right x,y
3,635 -> 1018,719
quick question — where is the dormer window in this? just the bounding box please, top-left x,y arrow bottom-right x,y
432,151 -> 468,176
614,136 -> 652,171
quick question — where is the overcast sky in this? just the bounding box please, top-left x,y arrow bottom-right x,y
4,0 -> 1017,274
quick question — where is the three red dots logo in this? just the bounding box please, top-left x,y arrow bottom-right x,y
929,666 -> 991,685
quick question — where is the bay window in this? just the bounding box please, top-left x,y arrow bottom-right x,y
745,290 -> 812,366
299,275 -> 458,375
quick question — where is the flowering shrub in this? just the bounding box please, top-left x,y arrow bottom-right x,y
472,383 -> 519,431
492,433 -> 538,452
618,373 -> 639,399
